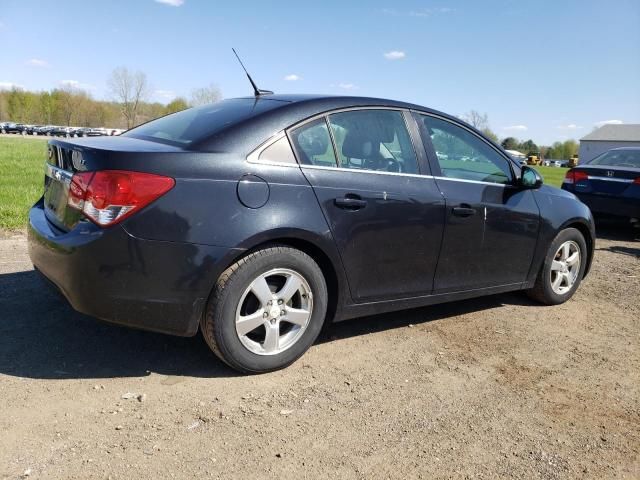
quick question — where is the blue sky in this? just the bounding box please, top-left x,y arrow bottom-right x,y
1,0 -> 639,144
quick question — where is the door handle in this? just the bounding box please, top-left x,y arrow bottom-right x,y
334,196 -> 367,210
452,205 -> 477,217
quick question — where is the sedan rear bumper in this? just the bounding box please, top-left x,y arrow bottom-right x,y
28,199 -> 241,336
573,192 -> 640,220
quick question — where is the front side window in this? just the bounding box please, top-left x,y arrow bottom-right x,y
289,118 -> 337,167
420,115 -> 512,184
327,110 -> 419,174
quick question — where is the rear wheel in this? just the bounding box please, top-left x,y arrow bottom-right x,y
201,246 -> 328,373
527,228 -> 587,305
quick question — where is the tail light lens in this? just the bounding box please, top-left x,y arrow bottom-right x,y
633,177 -> 640,185
564,169 -> 588,184
68,170 -> 175,227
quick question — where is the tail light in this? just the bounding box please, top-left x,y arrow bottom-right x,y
633,177 -> 640,185
564,169 -> 588,184
68,170 -> 175,227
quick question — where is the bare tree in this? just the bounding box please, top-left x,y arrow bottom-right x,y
56,84 -> 89,126
190,83 -> 221,107
108,67 -> 148,128
462,110 -> 489,130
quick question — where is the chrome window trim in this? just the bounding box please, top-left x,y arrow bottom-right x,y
432,175 -> 509,188
247,106 -> 408,167
299,164 -> 431,179
246,106 -> 516,189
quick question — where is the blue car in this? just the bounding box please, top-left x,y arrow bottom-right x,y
562,147 -> 640,226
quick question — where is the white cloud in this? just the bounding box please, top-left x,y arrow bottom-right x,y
155,0 -> 184,6
337,83 -> 358,90
384,50 -> 406,60
284,74 -> 301,81
25,58 -> 49,68
0,82 -> 25,90
594,119 -> 623,128
154,89 -> 176,100
381,7 -> 454,17
410,7 -> 453,17
60,79 -> 95,90
503,125 -> 528,131
556,124 -> 582,130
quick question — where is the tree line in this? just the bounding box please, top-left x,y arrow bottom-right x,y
463,110 -> 579,160
0,84 -> 579,160
0,67 -> 220,129
501,136 -> 578,160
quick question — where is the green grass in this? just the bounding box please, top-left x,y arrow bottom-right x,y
0,136 -> 47,230
531,165 -> 566,188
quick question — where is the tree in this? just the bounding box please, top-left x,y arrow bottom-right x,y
482,128 -> 498,143
462,110 -> 489,131
501,137 -> 519,150
520,139 -> 538,156
165,97 -> 189,114
108,67 -> 149,128
190,83 -> 221,106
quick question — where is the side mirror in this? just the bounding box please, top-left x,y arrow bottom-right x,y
520,166 -> 543,189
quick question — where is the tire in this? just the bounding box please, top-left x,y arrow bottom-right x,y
527,227 -> 587,305
201,246 -> 328,373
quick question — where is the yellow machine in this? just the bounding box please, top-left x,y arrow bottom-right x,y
527,155 -> 540,165
568,154 -> 579,168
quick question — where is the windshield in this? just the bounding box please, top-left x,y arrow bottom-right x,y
123,98 -> 283,147
588,149 -> 640,168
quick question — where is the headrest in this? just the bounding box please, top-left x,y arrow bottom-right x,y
295,127 -> 328,156
342,130 -> 376,159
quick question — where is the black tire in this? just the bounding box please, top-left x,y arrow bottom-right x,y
201,246 -> 328,373
527,227 -> 587,305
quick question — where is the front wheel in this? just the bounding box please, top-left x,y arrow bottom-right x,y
527,227 -> 587,305
201,246 -> 328,373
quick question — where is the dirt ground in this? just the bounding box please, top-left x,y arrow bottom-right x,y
0,228 -> 638,480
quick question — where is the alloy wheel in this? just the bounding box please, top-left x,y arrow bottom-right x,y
235,268 -> 313,355
550,240 -> 581,295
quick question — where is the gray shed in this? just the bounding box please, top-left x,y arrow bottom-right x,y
579,124 -> 640,163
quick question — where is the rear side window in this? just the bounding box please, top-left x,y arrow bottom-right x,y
588,149 -> 640,167
258,136 -> 297,164
123,98 -> 283,147
328,110 -> 419,174
289,119 -> 337,167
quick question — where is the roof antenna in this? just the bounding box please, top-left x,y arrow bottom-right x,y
232,48 -> 274,97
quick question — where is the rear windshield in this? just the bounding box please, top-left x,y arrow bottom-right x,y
123,98 -> 283,147
588,149 -> 640,168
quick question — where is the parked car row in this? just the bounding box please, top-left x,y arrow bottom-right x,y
0,122 -> 124,137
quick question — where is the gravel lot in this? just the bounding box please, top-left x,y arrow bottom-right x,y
0,228 -> 638,479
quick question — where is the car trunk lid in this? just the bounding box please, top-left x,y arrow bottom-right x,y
43,137 -> 185,231
570,165 -> 640,196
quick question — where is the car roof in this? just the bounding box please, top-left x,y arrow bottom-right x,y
609,146 -> 640,151
197,94 -> 461,152
234,93 -> 444,114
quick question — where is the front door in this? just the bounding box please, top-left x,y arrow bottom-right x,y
416,113 -> 540,293
288,109 -> 446,302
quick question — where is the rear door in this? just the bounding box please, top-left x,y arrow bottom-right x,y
289,109 -> 446,302
416,113 -> 540,293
